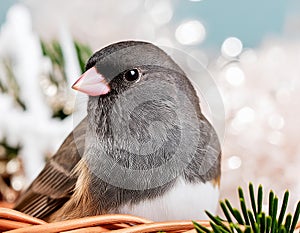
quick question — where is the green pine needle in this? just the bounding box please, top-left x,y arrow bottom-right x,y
74,40 -> 93,73
211,222 -> 227,233
270,197 -> 278,233
278,191 -> 289,226
230,223 -> 243,233
266,215 -> 272,232
224,199 -> 235,217
205,211 -> 231,232
258,212 -> 266,233
240,197 -> 250,225
249,183 -> 257,219
257,185 -> 263,215
233,208 -> 245,225
247,209 -> 256,231
244,226 -> 252,233
193,221 -> 211,233
289,201 -> 300,232
279,225 -> 287,233
269,190 -> 275,217
194,183 -> 300,233
220,201 -> 233,223
284,214 -> 292,231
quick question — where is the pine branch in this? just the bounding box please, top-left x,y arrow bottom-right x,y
74,40 -> 93,73
196,184 -> 300,233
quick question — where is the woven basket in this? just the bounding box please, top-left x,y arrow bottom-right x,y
0,207 -> 212,233
0,207 -> 299,233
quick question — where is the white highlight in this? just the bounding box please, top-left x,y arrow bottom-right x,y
175,20 -> 206,45
221,37 -> 243,57
225,66 -> 245,86
148,1 -> 173,25
237,107 -> 255,123
227,156 -> 242,170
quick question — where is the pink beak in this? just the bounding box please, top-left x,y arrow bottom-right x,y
72,67 -> 110,96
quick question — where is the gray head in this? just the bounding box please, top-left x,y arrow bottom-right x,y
85,41 -> 185,78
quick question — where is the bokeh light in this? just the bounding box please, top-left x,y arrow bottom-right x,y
227,155 -> 242,170
268,114 -> 285,130
175,20 -> 206,45
224,65 -> 245,86
146,0 -> 173,25
221,37 -> 243,57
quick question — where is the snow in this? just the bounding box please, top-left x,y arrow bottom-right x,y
0,4 -> 77,184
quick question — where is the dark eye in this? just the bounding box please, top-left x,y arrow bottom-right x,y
124,69 -> 140,82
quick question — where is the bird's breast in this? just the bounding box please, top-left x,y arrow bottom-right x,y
118,178 -> 219,221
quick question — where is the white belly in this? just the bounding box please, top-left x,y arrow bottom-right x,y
119,178 -> 219,221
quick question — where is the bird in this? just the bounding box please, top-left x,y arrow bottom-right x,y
14,41 -> 221,222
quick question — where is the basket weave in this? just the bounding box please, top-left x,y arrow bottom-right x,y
0,207 -> 299,233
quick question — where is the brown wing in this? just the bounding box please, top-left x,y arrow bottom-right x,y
14,118 -> 86,219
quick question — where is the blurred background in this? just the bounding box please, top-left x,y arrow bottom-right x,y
0,0 -> 300,214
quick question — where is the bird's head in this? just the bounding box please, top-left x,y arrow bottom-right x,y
72,40 -> 202,138
72,41 -> 186,96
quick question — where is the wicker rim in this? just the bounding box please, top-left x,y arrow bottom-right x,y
0,207 -> 299,233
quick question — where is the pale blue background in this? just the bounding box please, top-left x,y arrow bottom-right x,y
0,0 -> 299,48
174,0 -> 288,48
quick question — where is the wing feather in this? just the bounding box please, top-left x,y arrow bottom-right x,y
14,118 -> 86,219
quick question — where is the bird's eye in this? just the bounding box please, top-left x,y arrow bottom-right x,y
124,69 -> 140,82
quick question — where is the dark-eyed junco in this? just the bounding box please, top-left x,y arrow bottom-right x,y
14,41 -> 221,222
